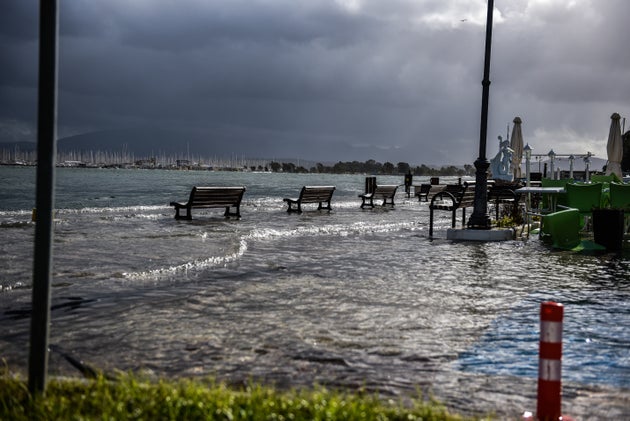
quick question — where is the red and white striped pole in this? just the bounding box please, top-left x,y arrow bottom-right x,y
523,302 -> 574,421
537,301 -> 564,420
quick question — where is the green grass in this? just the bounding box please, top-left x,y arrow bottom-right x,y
0,372 -> 490,420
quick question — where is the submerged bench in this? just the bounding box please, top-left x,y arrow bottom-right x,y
170,186 -> 246,219
429,181 -> 477,237
414,184 -> 432,202
283,186 -> 335,213
359,184 -> 398,208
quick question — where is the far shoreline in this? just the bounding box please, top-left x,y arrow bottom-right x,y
0,159 -> 477,177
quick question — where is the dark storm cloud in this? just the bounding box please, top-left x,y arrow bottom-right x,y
487,0 -> 630,158
1,0 -> 628,164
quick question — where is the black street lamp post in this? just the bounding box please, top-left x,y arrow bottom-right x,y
29,0 -> 59,395
468,0 -> 494,230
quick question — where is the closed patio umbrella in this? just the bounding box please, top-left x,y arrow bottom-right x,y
510,116 -> 523,180
605,112 -> 623,179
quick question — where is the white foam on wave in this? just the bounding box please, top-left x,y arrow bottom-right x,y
246,219 -> 418,241
1,206 -> 168,223
0,281 -> 28,292
123,238 -> 248,280
121,218 -> 417,282
57,205 -> 166,215
0,219 -> 33,228
99,213 -> 163,222
0,209 -> 33,217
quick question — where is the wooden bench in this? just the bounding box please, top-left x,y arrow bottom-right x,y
429,182 -> 478,237
170,186 -> 246,219
359,184 -> 398,208
414,184 -> 432,202
283,186 -> 335,213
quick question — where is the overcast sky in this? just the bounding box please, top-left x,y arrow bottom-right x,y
1,0 -> 628,164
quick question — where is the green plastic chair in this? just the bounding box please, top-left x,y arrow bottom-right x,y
540,178 -> 571,210
540,209 -> 605,251
609,182 -> 630,234
564,182 -> 603,228
609,182 -> 630,209
540,209 -> 581,249
590,175 -> 620,206
591,174 -> 621,184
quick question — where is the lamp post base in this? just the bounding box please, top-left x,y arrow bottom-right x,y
467,157 -> 492,230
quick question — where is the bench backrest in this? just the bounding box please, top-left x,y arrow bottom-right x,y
190,186 -> 246,207
459,180 -> 497,207
488,184 -> 520,201
441,181 -> 484,207
299,186 -> 335,202
458,182 -> 477,207
373,184 -> 398,197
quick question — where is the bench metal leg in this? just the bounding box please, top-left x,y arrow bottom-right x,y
317,201 -> 332,211
287,202 -> 302,213
224,206 -> 241,218
174,206 -> 192,220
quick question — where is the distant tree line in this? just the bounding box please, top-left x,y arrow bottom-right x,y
267,159 -> 475,176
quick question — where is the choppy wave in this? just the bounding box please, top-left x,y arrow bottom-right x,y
247,220 -> 419,241
0,220 -> 33,228
123,238 -> 248,280
122,218 -> 422,281
56,205 -> 167,215
0,209 -> 34,218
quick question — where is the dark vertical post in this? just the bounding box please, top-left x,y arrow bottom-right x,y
29,0 -> 59,395
468,0 -> 494,229
365,176 -> 376,194
404,171 -> 413,197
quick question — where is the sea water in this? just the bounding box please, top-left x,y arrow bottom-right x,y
1,166 -> 628,418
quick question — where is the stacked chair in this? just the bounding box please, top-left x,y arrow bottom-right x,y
540,207 -> 604,251
540,182 -> 606,251
609,182 -> 630,209
561,182 -> 603,229
609,182 -> 630,235
591,174 -> 621,184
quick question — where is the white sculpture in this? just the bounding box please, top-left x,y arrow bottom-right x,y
490,138 -> 514,181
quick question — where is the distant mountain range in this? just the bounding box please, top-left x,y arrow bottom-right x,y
0,127 -> 610,170
0,127 -> 426,165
